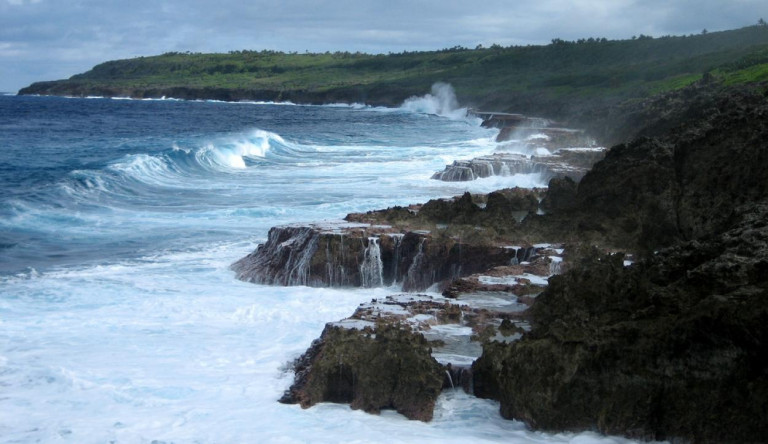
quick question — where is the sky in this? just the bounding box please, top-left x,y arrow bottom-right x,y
2,0 -> 767,93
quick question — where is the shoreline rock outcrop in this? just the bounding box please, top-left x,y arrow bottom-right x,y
279,320 -> 445,421
473,201 -> 768,442
433,114 -> 605,183
470,85 -> 768,443
431,149 -> 604,183
280,244 -> 564,421
232,191 -> 550,291
253,82 -> 768,442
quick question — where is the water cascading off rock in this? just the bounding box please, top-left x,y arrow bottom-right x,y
231,222 -> 524,291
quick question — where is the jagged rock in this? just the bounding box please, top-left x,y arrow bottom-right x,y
279,322 -> 444,421
473,202 -> 768,443
280,275 -> 559,422
574,137 -> 679,250
441,251 -> 561,299
418,192 -> 481,223
347,189 -> 543,231
278,240 -> 568,422
231,222 -> 379,287
525,85 -> 768,253
485,189 -> 539,214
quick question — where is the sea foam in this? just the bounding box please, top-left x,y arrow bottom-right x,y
401,82 -> 469,120
0,96 -> 655,443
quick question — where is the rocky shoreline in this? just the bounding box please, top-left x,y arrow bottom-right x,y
235,82 -> 768,443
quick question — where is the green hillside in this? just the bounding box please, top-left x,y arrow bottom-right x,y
19,23 -> 768,116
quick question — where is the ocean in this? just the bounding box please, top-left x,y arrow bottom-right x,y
0,93 -> 640,443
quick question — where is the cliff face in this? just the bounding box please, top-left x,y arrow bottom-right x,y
474,203 -> 768,442
472,86 -> 768,443
528,85 -> 768,253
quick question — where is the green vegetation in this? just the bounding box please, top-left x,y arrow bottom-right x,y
19,23 -> 768,115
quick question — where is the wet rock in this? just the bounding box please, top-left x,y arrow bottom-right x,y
279,322 -> 444,421
418,192 -> 481,223
280,293 -> 495,420
431,151 -> 604,183
232,218 -> 523,291
280,241 -> 569,422
231,222 -> 382,287
441,252 -> 560,299
473,202 -> 768,443
347,189 -> 542,230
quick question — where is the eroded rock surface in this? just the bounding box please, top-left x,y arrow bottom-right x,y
233,191 -> 551,291
280,245 -> 567,421
279,320 -> 444,421
473,202 -> 768,442
261,83 -> 768,442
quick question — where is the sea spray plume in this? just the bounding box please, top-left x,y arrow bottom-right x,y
401,83 -> 468,120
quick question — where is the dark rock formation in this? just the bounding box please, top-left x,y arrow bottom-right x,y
470,86 -> 768,443
522,85 -> 768,253
231,222 -> 376,287
346,189 -> 542,230
539,176 -> 577,212
431,152 -> 590,183
496,127 -> 594,147
473,201 -> 768,442
280,252 -> 564,421
576,81 -> 762,147
280,322 -> 444,421
254,82 -> 768,442
231,217 -> 526,291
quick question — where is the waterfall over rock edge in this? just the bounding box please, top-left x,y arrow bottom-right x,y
232,221 -> 528,291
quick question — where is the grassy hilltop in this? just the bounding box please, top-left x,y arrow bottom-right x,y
19,23 -> 768,116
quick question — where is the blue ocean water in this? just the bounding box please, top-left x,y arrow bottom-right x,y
0,94 -> 640,443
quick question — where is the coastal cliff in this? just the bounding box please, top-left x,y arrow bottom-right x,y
268,82 -> 768,443
471,84 -> 768,443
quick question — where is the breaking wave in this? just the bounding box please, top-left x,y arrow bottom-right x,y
57,129 -> 316,198
400,82 -> 469,120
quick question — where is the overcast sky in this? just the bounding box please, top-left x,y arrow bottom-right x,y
2,0 -> 767,92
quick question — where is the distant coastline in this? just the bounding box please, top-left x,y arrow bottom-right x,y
17,24 -> 768,126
